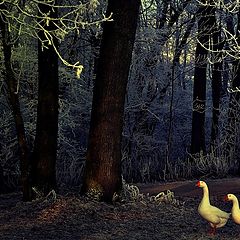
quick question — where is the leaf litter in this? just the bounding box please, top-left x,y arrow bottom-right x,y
0,183 -> 239,240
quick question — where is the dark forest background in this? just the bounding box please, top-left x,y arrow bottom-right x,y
0,0 -> 240,202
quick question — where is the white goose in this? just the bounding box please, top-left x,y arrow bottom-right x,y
196,180 -> 231,235
224,194 -> 240,224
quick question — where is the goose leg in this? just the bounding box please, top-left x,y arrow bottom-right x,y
208,225 -> 216,235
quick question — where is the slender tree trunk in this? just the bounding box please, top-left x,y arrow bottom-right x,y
0,164 -> 4,193
0,10 -> 32,201
181,46 -> 188,90
191,43 -> 207,154
191,5 -> 213,154
222,9 -> 235,94
208,3 -> 224,147
226,63 -> 240,173
81,0 -> 140,202
225,12 -> 240,173
32,2 -> 59,195
211,61 -> 222,147
210,20 -> 223,147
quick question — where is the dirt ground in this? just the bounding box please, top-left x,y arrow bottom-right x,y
0,178 -> 240,240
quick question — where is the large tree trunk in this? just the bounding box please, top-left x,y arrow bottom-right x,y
0,9 -> 32,201
32,2 -> 59,195
190,5 -> 213,154
81,0 -> 140,202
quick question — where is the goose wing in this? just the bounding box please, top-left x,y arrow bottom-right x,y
209,205 -> 231,219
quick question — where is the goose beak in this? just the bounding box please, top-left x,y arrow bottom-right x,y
195,181 -> 200,187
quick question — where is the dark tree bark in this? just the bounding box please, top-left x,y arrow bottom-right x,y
228,13 -> 240,120
32,3 -> 59,195
222,10 -> 235,94
81,0 -> 140,202
210,15 -> 223,147
0,8 -> 32,201
225,12 -> 240,172
0,164 -> 4,193
191,5 -> 213,154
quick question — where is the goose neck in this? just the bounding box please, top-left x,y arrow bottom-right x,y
202,186 -> 210,205
232,197 -> 240,210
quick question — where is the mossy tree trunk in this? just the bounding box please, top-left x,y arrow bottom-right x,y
81,0 -> 140,202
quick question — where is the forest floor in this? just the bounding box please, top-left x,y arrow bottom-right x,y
0,178 -> 240,240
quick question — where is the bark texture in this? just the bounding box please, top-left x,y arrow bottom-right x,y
0,8 -> 32,201
225,12 -> 240,173
32,3 -> 59,195
210,20 -> 223,147
82,0 -> 140,202
191,5 -> 213,154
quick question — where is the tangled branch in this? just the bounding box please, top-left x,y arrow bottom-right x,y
0,0 -> 112,77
